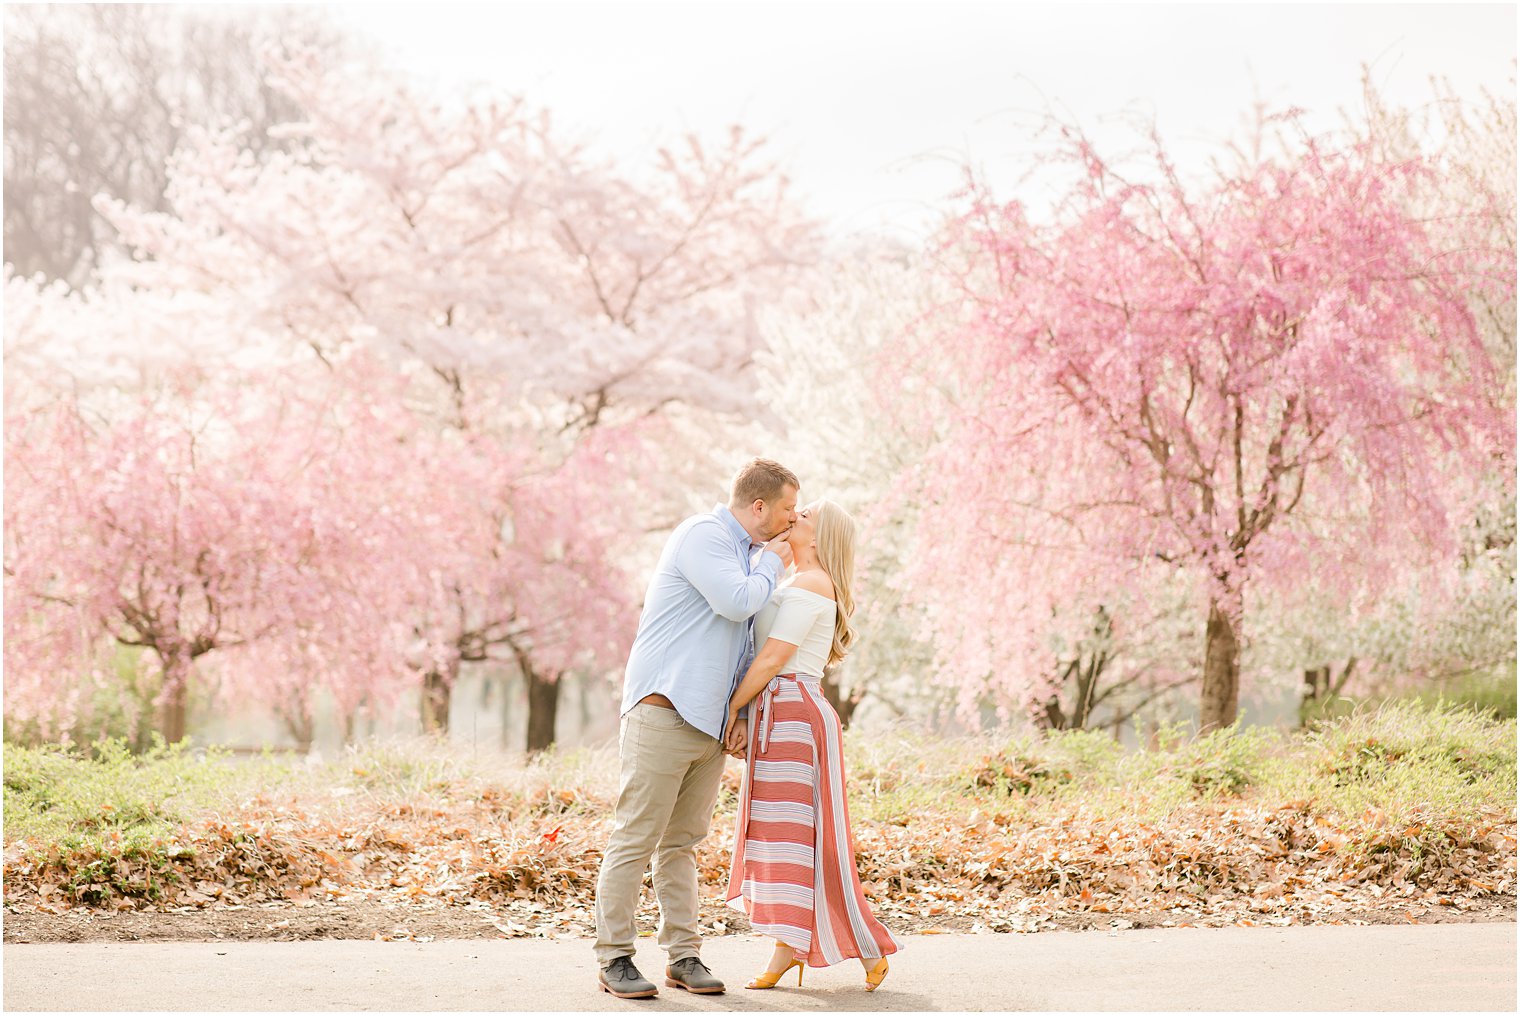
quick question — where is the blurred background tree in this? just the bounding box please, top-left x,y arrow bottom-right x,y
3,5 -> 345,286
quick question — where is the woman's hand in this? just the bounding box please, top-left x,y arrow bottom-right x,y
727,638 -> 798,760
723,710 -> 747,759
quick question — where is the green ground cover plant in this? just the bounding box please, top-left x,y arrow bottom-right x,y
1403,667 -> 1518,721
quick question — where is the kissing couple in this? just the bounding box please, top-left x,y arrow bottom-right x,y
591,457 -> 900,998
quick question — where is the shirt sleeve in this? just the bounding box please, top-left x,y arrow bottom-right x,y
764,592 -> 826,647
673,521 -> 783,623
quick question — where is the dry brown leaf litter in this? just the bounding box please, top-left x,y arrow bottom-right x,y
5,768 -> 1513,939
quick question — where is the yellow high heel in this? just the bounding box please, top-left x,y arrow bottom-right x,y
864,957 -> 889,992
746,958 -> 804,989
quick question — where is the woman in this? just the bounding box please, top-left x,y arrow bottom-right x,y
723,499 -> 899,992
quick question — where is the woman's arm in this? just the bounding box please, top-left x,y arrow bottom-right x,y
726,594 -> 826,753
727,636 -> 799,723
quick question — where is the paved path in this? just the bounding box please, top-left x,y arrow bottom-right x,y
4,923 -> 1515,1011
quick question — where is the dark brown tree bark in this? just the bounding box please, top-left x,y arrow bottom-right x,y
525,663 -> 560,753
821,667 -> 863,729
420,664 -> 455,735
1199,598 -> 1242,733
156,649 -> 192,744
1298,656 -> 1358,726
1032,607 -> 1121,732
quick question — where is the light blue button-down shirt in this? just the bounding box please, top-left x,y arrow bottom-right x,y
620,504 -> 784,740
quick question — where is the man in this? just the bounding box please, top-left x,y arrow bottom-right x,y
593,458 -> 799,999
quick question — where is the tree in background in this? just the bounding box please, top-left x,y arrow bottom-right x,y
1029,590 -> 1204,736
96,47 -> 815,426
890,109 -> 1514,732
497,426 -> 654,751
1235,74 -> 1518,725
208,365 -> 435,749
390,419 -> 647,751
753,246 -> 943,727
758,245 -> 1210,734
12,10 -> 1509,752
3,371 -> 418,744
61,48 -> 816,749
2,4 -> 341,286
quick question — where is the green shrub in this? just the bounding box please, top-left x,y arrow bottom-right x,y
1305,700 -> 1516,819
1311,700 -> 1515,783
1044,727 -> 1126,779
1142,722 -> 1282,799
1299,693 -> 1358,727
1345,818 -> 1458,881
967,744 -> 1073,796
3,736 -> 257,842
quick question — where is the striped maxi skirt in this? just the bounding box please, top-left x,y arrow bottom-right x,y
724,672 -> 900,967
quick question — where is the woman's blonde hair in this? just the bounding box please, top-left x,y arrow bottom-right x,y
812,499 -> 858,669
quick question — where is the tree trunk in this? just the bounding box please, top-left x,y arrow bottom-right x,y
279,709 -> 315,754
1329,656 -> 1359,697
1298,657 -> 1357,727
525,663 -> 560,753
156,649 -> 191,744
1199,597 -> 1242,733
1298,665 -> 1330,727
821,665 -> 863,729
421,665 -> 454,736
1072,653 -> 1103,729
1038,694 -> 1068,731
160,682 -> 189,744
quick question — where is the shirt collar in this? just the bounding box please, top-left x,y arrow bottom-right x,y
714,503 -> 761,549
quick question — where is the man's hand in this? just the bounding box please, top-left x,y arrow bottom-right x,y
723,713 -> 748,759
763,534 -> 795,569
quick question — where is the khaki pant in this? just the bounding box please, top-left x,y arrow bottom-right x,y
593,702 -> 725,968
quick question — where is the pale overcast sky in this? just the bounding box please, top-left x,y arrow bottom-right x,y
329,2 -> 1516,240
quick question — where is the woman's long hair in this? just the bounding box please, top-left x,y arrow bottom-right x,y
812,499 -> 858,668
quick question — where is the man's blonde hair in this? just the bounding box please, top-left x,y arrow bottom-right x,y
729,458 -> 799,507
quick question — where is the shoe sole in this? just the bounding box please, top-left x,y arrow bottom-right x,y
598,981 -> 657,999
664,978 -> 725,994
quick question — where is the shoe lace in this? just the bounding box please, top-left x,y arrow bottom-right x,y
608,956 -> 638,979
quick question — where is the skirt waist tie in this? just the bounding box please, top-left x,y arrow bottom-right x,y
757,672 -> 820,754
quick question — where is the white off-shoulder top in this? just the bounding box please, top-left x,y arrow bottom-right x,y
752,580 -> 837,678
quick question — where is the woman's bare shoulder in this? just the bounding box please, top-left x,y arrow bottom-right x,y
789,569 -> 836,601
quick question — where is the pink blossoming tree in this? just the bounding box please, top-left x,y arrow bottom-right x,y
84,49 -> 815,746
3,369 -> 419,744
891,111 -> 1514,731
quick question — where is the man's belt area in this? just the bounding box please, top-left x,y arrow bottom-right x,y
639,693 -> 677,710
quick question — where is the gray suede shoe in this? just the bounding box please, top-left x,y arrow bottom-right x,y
665,956 -> 726,994
598,956 -> 658,999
